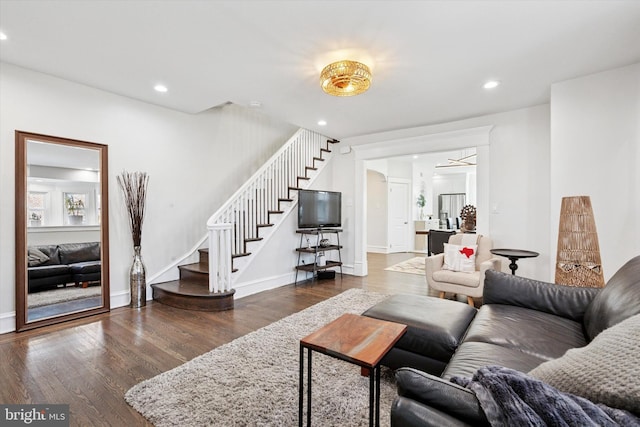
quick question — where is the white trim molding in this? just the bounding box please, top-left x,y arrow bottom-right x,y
350,125 -> 493,277
0,311 -> 16,335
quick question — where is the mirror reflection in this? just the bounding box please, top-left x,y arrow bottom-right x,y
16,132 -> 110,331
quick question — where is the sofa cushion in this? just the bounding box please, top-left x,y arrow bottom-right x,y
463,305 -> 587,361
432,270 -> 481,288
483,270 -> 599,322
69,261 -> 101,274
363,295 -> 477,363
442,342 -> 546,380
28,247 -> 50,267
59,242 -> 100,265
28,264 -> 71,279
29,245 -> 62,266
529,313 -> 640,415
583,255 -> 640,341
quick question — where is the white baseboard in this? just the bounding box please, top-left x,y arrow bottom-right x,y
234,265 -> 354,299
234,272 -> 297,299
110,290 -> 131,308
0,311 -> 16,335
353,260 -> 367,276
367,245 -> 389,254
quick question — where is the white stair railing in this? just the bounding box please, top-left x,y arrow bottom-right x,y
206,128 -> 332,292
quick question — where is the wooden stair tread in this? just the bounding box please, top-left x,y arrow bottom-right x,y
305,166 -> 318,171
267,210 -> 284,214
328,139 -> 340,144
297,176 -> 310,180
245,237 -> 263,242
313,157 -> 325,161
178,262 -> 208,274
257,223 -> 273,228
151,280 -> 218,297
152,280 -> 235,311
288,186 -> 302,190
320,148 -> 331,153
232,252 -> 251,258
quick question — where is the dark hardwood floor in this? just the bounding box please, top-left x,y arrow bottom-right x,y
0,253 -> 434,426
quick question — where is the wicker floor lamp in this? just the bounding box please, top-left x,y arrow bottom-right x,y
555,196 -> 605,287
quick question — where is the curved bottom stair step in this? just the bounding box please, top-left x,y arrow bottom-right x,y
151,280 -> 235,311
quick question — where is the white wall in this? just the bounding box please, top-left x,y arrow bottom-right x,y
0,63 -> 297,332
366,170 -> 388,252
386,158 -> 413,179
550,62 -> 640,280
333,105 -> 551,280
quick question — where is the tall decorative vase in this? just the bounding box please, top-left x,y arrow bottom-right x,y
555,196 -> 605,287
130,246 -> 146,308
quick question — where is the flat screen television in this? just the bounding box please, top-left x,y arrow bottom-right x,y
298,189 -> 342,229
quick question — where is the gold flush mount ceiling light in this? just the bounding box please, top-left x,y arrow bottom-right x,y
320,60 -> 372,96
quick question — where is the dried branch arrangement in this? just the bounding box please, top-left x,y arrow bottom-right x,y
117,171 -> 149,247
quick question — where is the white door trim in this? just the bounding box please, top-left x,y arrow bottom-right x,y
351,126 -> 493,276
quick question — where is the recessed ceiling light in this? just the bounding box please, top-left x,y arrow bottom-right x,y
413,155 -> 419,159
0,32 -> 7,41
249,100 -> 262,108
154,84 -> 168,93
317,120 -> 327,126
483,80 -> 501,89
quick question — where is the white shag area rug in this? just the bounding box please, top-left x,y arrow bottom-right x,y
125,288 -> 397,426
384,257 -> 426,276
28,285 -> 102,308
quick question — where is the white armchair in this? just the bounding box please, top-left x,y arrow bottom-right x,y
425,234 -> 501,306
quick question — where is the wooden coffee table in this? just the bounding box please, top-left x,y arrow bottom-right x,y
299,313 -> 407,427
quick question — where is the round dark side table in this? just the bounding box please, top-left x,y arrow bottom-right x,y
490,249 -> 539,275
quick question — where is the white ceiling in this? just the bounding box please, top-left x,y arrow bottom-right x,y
27,140 -> 100,170
1,1 -> 639,139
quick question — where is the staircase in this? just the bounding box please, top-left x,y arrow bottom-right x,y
151,129 -> 339,311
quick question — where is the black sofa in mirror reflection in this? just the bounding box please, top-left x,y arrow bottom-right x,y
27,242 -> 101,292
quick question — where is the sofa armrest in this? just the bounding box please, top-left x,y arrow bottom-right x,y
483,270 -> 600,321
395,368 -> 488,426
391,396 -> 475,427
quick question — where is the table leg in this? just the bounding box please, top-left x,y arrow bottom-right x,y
369,367 -> 374,427
508,257 -> 519,275
299,344 -> 303,427
307,349 -> 312,426
375,366 -> 381,427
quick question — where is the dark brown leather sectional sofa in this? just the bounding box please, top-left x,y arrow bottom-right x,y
27,242 -> 101,292
363,256 -> 640,426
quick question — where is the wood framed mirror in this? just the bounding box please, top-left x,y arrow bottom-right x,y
15,131 -> 110,332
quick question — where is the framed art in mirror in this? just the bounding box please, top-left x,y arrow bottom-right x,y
15,131 -> 110,332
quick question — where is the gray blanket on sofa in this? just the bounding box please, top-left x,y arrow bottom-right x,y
451,366 -> 640,426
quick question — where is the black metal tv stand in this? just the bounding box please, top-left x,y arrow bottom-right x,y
295,229 -> 343,285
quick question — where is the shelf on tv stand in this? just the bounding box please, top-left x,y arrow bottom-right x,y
296,245 -> 343,253
295,229 -> 343,285
296,228 -> 343,234
295,261 -> 343,272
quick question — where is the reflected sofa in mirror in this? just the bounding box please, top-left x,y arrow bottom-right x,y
15,131 -> 110,332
